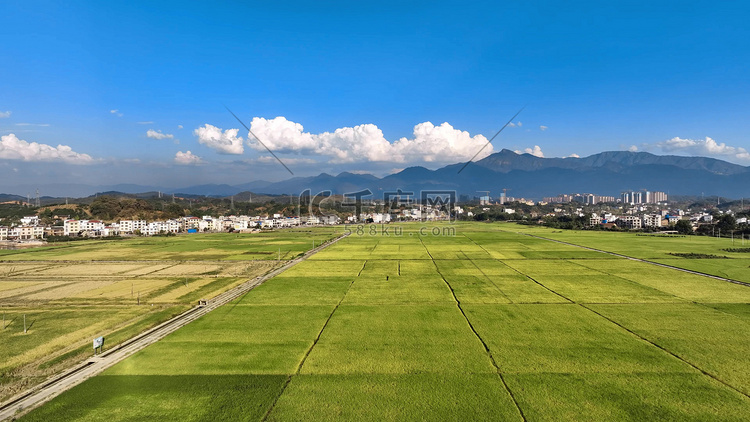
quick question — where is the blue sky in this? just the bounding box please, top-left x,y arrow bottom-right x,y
2,1 -> 750,191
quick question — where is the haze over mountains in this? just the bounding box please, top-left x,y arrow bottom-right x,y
3,150 -> 749,200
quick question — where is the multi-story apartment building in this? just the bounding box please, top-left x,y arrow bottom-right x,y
119,220 -> 147,234
617,215 -> 643,229
15,226 -> 45,240
82,220 -> 105,233
621,190 -> 668,204
181,216 -> 201,231
0,226 -> 8,241
63,219 -> 81,236
642,214 -> 663,228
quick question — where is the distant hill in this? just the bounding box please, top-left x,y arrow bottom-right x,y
0,193 -> 26,203
1,151 -> 748,200
230,151 -> 750,199
474,149 -> 749,175
167,184 -> 243,197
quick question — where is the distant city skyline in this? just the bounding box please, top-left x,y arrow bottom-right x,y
2,1 -> 750,187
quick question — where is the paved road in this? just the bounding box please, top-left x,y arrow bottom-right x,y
0,233 -> 348,421
515,231 -> 750,287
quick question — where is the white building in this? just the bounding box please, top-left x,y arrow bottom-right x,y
20,216 -> 40,226
182,217 -> 201,231
82,220 -> 105,232
321,215 -> 340,225
642,214 -> 663,228
101,225 -> 120,237
617,215 -> 642,229
119,220 -> 147,234
15,226 -> 45,240
63,219 -> 81,236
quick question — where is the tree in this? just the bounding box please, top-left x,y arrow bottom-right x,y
164,203 -> 185,219
674,219 -> 693,235
90,196 -> 125,220
716,215 -> 737,233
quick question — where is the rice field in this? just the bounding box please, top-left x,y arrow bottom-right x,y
0,228 -> 339,402
17,223 -> 750,420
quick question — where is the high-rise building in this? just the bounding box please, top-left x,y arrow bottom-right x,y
621,190 -> 668,204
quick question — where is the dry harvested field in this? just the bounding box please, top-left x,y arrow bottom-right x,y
0,228 -> 339,402
18,222 -> 750,421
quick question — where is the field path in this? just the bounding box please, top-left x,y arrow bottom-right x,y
0,233 -> 349,422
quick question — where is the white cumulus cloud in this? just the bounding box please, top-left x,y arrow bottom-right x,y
240,117 -> 492,163
566,153 -> 580,158
0,133 -> 94,164
656,136 -> 750,160
110,109 -> 122,117
540,125 -> 548,131
514,145 -> 544,158
146,129 -> 174,140
628,145 -> 638,152
0,111 -> 11,118
174,150 -> 202,165
194,124 -> 245,155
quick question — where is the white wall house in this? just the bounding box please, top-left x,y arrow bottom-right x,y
20,216 -> 40,226
63,220 -> 81,236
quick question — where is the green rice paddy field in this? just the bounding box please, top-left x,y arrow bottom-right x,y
0,228 -> 339,401
18,223 -> 750,421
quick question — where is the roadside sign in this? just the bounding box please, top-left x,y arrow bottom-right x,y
93,336 -> 104,353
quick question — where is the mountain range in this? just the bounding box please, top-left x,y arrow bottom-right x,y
2,150 -> 749,200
